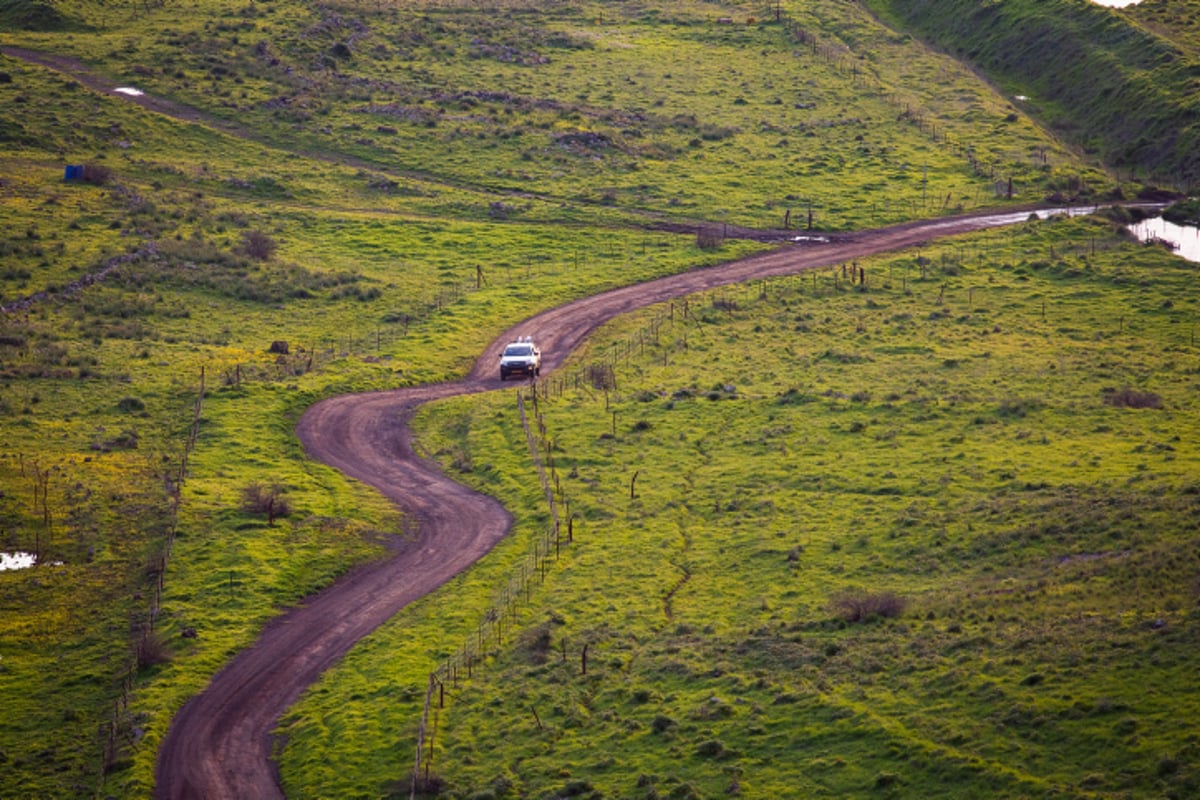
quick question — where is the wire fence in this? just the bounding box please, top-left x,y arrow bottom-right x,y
92,366 -> 203,795
409,387 -> 571,797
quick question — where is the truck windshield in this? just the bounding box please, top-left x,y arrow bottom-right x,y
504,345 -> 533,356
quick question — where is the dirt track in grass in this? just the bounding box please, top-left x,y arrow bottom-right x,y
155,208 -> 1063,799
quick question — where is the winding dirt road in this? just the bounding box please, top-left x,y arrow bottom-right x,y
153,209 -> 1065,799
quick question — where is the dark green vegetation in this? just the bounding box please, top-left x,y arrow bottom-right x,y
870,0 -> 1200,189
0,0 -> 1196,797
1165,197 -> 1200,225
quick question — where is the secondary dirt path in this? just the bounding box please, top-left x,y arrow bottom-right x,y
154,209 -> 1058,799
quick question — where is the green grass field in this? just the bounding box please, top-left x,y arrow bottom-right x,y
1,0 -> 1197,797
276,213 -> 1200,799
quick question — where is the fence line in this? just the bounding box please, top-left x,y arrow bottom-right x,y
94,365 -> 204,795
409,388 -> 570,797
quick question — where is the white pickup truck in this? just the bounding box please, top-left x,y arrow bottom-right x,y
499,337 -> 541,381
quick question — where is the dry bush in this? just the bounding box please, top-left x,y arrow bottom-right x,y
136,628 -> 172,669
392,773 -> 446,796
241,482 -> 291,526
586,363 -> 616,390
240,229 -> 278,261
831,590 -> 907,623
81,164 -> 113,185
1103,386 -> 1163,409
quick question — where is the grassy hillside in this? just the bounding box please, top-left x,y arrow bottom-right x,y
868,0 -> 1200,190
289,213 -> 1200,799
4,0 -> 1115,233
1128,0 -> 1200,57
0,0 -> 1195,797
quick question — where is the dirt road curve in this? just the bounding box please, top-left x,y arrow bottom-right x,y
154,210 -> 1058,799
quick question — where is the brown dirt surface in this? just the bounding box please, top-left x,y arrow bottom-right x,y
153,209 -> 1059,799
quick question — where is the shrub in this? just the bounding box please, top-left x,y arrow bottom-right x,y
997,397 -> 1041,417
1103,386 -> 1163,409
135,628 -> 172,669
516,621 -> 555,664
241,482 -> 291,525
874,772 -> 901,788
830,590 -> 907,622
650,714 -> 676,733
240,229 -> 277,261
116,396 -> 146,414
81,164 -> 113,185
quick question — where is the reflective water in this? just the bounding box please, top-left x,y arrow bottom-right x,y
1128,217 -> 1200,263
906,205 -> 1197,263
0,551 -> 37,571
919,205 -> 1100,236
0,551 -> 63,570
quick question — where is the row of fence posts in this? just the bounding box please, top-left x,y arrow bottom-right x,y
96,367 -> 204,794
409,388 -> 572,798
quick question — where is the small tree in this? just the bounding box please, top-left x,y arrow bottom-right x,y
241,482 -> 291,526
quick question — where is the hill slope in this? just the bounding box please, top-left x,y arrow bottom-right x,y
869,0 -> 1200,189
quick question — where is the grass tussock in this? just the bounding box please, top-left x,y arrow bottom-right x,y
830,590 -> 908,623
1103,386 -> 1164,409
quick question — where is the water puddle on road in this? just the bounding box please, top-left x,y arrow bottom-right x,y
918,205 -> 1199,264
916,205 -> 1099,236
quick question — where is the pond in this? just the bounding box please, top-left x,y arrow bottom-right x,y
1127,217 -> 1200,263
